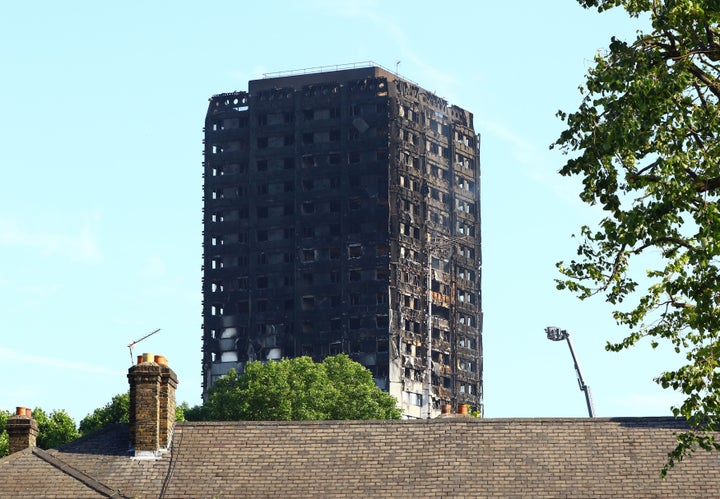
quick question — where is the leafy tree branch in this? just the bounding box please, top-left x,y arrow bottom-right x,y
554,0 -> 720,476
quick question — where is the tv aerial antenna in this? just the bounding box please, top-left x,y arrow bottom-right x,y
127,328 -> 161,364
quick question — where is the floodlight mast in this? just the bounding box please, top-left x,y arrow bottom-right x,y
544,326 -> 595,418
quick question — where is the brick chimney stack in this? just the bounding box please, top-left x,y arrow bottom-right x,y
127,353 -> 178,458
6,407 -> 39,454
157,355 -> 178,448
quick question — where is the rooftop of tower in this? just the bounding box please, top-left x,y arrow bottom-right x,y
250,61 -> 417,92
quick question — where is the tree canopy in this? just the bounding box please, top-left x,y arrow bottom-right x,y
204,355 -> 402,421
0,410 -> 10,457
78,392 -> 130,436
553,0 -> 720,474
33,408 -> 79,449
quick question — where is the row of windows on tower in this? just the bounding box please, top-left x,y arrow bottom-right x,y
397,271 -> 478,298
206,236 -> 386,267
209,117 -> 463,155
208,220 -> 476,251
210,197 -> 382,220
207,191 -> 472,227
211,286 -> 476,316
207,245 -> 388,269
209,191 -> 380,220
208,262 -> 477,296
210,141 -> 467,180
401,254 -> 475,283
209,267 -> 392,292
398,177 -> 467,204
207,151 -> 475,184
398,174 -> 476,195
209,293 -> 390,317
208,176 -> 385,202
397,220 -> 475,239
207,149 -> 388,177
209,126 -> 387,155
209,103 -> 389,132
423,329 -> 480,349
400,151 -> 475,183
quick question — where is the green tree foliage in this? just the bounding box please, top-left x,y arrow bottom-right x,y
179,401 -> 206,422
174,402 -> 188,423
79,392 -> 129,436
553,0 -> 720,474
0,409 -> 10,457
31,408 -> 79,450
204,355 -> 402,421
321,354 -> 401,419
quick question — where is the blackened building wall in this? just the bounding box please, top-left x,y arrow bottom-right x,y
202,65 -> 482,418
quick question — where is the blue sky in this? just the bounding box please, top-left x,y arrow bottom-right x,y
0,1 -> 685,423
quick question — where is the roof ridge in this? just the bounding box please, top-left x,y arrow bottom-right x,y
32,447 -> 130,498
175,416 -> 686,425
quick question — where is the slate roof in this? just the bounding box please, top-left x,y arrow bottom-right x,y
1,417 -> 719,498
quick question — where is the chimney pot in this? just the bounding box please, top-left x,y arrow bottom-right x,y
154,355 -> 168,366
137,355 -> 143,365
142,352 -> 155,363
15,406 -> 26,416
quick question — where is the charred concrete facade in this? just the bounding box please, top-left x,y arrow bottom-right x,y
202,65 -> 482,418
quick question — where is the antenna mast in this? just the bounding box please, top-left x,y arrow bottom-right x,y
127,328 -> 161,364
